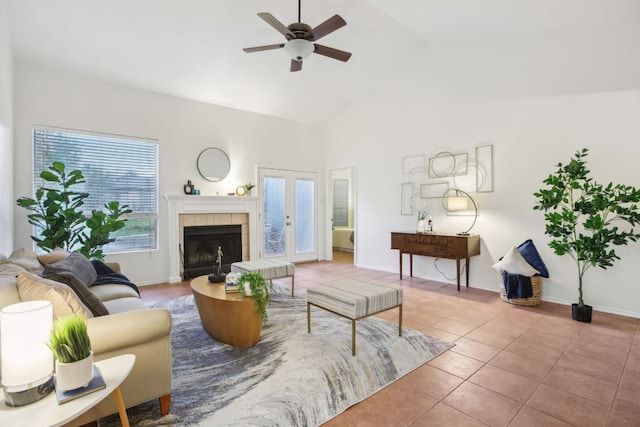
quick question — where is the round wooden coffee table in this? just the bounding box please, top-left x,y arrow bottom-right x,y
190,275 -> 262,347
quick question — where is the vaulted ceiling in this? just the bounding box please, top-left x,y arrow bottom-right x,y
7,0 -> 640,124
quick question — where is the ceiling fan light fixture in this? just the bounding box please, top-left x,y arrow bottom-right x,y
284,39 -> 314,61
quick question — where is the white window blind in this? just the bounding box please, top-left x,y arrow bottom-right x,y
33,129 -> 158,253
332,179 -> 349,227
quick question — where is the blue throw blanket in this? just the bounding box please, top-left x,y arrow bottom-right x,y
91,260 -> 140,296
502,271 -> 533,299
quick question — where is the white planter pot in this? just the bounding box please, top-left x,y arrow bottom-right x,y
243,282 -> 253,296
55,351 -> 94,391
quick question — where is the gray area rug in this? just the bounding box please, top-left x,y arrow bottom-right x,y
100,286 -> 453,426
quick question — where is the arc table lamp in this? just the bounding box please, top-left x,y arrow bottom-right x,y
1,300 -> 55,406
444,188 -> 478,235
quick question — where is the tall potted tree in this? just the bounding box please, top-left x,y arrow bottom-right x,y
17,161 -> 131,260
533,148 -> 640,322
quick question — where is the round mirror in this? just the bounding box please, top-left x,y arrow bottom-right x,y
197,148 -> 231,182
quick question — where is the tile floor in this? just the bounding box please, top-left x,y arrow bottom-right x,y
140,253 -> 640,427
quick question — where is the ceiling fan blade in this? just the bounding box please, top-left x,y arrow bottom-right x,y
290,59 -> 302,72
258,13 -> 295,39
313,44 -> 352,62
306,15 -> 346,41
243,44 -> 285,53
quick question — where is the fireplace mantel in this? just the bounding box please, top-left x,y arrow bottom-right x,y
165,195 -> 259,283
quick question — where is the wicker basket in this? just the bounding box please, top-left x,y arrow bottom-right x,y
498,272 -> 543,306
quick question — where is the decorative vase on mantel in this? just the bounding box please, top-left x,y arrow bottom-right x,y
55,351 -> 94,392
417,220 -> 426,233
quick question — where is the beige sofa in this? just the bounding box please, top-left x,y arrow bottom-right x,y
0,248 -> 172,426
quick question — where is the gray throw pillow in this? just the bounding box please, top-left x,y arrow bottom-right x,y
43,252 -> 109,317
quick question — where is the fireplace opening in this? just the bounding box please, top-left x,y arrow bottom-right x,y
182,224 -> 242,280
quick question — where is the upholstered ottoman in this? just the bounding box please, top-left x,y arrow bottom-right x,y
306,279 -> 403,355
230,259 -> 295,297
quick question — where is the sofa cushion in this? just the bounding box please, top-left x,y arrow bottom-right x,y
17,272 -> 93,319
103,297 -> 148,314
492,247 -> 539,277
43,252 -> 108,316
1,248 -> 43,273
37,247 -> 70,266
91,284 -> 140,302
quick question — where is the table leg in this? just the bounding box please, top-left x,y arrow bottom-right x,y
466,256 -> 470,287
456,258 -> 461,291
113,387 -> 130,427
409,254 -> 413,278
399,251 -> 403,280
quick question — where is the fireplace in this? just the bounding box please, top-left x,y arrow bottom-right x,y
182,224 -> 242,280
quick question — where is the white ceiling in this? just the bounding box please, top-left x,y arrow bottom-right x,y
7,0 -> 640,124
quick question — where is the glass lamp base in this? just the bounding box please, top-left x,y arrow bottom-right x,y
3,376 -> 54,407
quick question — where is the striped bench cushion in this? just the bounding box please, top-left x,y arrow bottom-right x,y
230,259 -> 295,280
307,279 -> 402,319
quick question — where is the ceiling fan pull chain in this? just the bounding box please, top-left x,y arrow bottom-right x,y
298,0 -> 301,23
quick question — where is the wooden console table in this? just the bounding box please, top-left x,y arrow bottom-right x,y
391,231 -> 481,291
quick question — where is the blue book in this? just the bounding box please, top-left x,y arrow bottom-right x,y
54,365 -> 106,404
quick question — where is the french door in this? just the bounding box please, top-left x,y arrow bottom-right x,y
259,168 -> 317,263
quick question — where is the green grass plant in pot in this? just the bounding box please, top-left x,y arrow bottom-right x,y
533,148 -> 640,322
48,314 -> 94,391
237,272 -> 272,322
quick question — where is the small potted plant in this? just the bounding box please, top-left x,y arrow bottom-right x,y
237,272 -> 271,322
244,182 -> 255,196
533,148 -> 640,322
48,314 -> 94,391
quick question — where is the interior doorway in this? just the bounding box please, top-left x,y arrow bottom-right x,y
329,166 -> 356,265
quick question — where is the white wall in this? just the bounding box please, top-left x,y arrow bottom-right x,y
13,62 -> 325,284
325,91 -> 640,317
0,0 -> 13,255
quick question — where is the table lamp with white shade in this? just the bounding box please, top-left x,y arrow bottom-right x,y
1,300 -> 55,406
444,188 -> 478,235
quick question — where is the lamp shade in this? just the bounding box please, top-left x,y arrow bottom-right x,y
1,300 -> 53,390
284,39 -> 314,61
447,196 -> 469,211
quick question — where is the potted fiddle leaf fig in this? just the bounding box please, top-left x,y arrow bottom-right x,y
533,148 -> 640,322
48,314 -> 94,391
16,161 -> 131,260
237,272 -> 271,322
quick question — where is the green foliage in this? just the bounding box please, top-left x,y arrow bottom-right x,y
237,271 -> 271,322
533,148 -> 640,307
47,314 -> 92,363
16,161 -> 132,260
244,182 -> 255,192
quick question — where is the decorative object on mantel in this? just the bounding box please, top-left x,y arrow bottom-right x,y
244,182 -> 255,196
184,180 -> 193,194
533,148 -> 640,323
235,186 -> 246,196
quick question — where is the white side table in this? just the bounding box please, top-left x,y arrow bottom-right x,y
0,353 -> 136,427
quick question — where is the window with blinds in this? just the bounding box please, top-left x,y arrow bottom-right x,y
33,129 -> 158,253
332,179 -> 349,227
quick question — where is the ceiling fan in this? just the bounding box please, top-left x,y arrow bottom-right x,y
243,0 -> 352,72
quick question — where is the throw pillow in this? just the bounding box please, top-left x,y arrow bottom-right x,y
17,272 -> 93,319
492,247 -> 540,277
37,247 -> 70,266
1,248 -> 42,272
517,239 -> 550,278
43,252 -> 108,316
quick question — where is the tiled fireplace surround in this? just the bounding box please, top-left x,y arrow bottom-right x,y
166,195 -> 259,283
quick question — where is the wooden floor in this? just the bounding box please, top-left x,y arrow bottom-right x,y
139,253 -> 640,426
